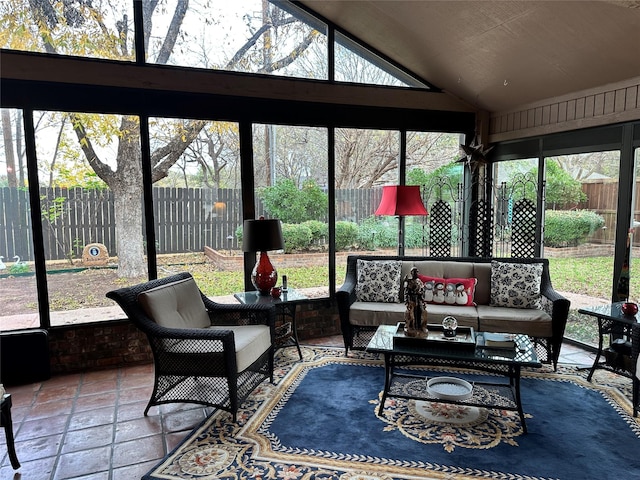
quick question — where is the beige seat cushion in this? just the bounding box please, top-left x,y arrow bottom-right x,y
210,325 -> 272,372
349,301 -> 405,327
422,305 -> 479,330
477,305 -> 552,337
138,277 -> 210,329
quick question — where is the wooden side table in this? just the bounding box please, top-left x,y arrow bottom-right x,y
1,394 -> 20,470
234,288 -> 307,360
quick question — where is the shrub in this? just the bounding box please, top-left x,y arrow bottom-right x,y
282,223 -> 312,252
544,210 -> 604,247
335,221 -> 359,250
260,179 -> 328,224
301,220 -> 328,242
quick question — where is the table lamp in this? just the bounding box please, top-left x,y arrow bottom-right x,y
242,216 -> 285,295
375,185 -> 428,256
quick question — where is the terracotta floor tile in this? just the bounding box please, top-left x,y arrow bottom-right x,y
79,379 -> 118,396
36,384 -> 79,403
114,416 -> 163,443
0,455 -> 56,478
61,424 -> 114,453
117,385 -> 153,405
54,445 -> 111,480
112,459 -> 159,480
17,414 -> 69,441
81,369 -> 119,385
162,407 -> 208,433
28,398 -> 74,419
111,435 -> 165,468
116,400 -> 152,422
13,433 -> 63,462
67,406 -> 115,431
74,391 -> 118,412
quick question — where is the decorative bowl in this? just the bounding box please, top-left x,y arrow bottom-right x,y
426,376 -> 473,401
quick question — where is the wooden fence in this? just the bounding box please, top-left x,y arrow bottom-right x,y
0,187 -> 383,262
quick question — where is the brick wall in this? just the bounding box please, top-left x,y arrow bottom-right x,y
46,300 -> 341,375
48,321 -> 153,375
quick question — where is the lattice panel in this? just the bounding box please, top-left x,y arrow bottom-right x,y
511,198 -> 537,258
470,200 -> 492,258
429,200 -> 452,257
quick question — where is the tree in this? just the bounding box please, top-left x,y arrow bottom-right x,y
1,0 -> 318,277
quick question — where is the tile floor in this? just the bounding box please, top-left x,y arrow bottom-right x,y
0,336 -> 597,480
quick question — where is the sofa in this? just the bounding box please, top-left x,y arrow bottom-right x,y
336,255 -> 571,369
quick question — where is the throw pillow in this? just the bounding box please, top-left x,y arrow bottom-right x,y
490,261 -> 543,309
417,275 -> 446,304
444,277 -> 477,306
355,259 -> 402,303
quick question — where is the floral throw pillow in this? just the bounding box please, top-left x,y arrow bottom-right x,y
490,261 -> 543,309
355,259 -> 402,303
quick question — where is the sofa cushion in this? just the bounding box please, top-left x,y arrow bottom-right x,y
490,261 -> 543,309
349,301 -> 406,327
423,304 -> 479,330
138,277 -> 210,329
477,305 -> 552,338
355,259 -> 402,303
473,263 -> 492,305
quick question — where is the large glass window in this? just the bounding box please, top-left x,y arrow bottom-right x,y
0,109 -> 39,331
406,132 -> 463,256
149,117 -> 243,300
335,32 -> 427,88
33,111 -> 145,327
145,0 -> 328,79
334,128 -> 400,286
252,124 -> 329,296
0,0 -> 134,60
545,151 -> 621,347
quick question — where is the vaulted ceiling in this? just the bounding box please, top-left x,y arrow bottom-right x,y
299,1 -> 640,114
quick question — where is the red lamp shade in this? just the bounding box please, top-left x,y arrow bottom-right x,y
375,185 -> 428,216
242,217 -> 284,295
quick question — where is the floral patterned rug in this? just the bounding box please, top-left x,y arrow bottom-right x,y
144,345 -> 639,480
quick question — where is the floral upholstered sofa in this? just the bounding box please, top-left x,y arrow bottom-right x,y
336,255 -> 571,369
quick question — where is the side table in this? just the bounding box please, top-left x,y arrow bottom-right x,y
1,394 -> 20,470
234,288 -> 307,360
578,302 -> 638,382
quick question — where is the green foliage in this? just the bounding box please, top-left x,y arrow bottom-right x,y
282,223 -> 313,252
335,221 -> 359,250
405,221 -> 428,248
544,210 -> 604,247
260,179 -> 328,224
301,220 -> 328,242
356,216 -> 395,249
8,262 -> 29,274
521,160 -> 586,208
407,162 -> 463,203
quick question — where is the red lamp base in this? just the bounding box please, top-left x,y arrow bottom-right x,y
252,251 -> 278,295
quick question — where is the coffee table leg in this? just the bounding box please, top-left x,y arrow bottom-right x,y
512,366 -> 529,434
378,353 -> 391,416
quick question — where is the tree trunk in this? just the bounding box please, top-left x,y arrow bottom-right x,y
112,182 -> 146,278
1,109 -> 18,187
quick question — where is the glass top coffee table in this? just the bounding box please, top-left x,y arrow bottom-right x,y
367,324 -> 541,433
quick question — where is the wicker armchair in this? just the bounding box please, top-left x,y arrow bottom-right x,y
106,272 -> 276,421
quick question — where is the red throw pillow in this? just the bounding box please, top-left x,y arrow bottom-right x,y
444,277 -> 477,306
417,275 -> 446,304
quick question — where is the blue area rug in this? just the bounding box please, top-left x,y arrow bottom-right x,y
144,346 -> 640,480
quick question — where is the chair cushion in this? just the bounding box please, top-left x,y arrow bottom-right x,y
477,305 -> 553,337
138,277 -> 210,329
210,325 -> 272,372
